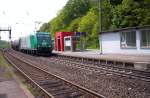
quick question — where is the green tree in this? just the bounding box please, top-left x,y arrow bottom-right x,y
101,0 -> 112,30
78,8 -> 98,33
78,7 -> 99,48
39,23 -> 50,32
65,18 -> 81,32
112,0 -> 150,28
49,0 -> 90,36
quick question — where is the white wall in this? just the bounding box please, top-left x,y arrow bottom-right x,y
100,31 -> 150,55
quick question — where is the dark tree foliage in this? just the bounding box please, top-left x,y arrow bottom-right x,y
112,0 -> 150,29
110,0 -> 122,5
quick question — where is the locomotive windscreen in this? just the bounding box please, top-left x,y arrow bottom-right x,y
37,34 -> 51,44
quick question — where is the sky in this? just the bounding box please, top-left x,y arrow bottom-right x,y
0,0 -> 68,41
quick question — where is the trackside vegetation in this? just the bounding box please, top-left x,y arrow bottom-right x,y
0,40 -> 10,49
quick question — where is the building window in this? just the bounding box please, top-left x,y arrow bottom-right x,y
141,30 -> 150,48
120,31 -> 136,48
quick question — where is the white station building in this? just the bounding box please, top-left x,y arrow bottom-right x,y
99,26 -> 150,55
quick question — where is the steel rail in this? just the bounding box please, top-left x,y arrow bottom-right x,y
4,51 -> 55,98
50,57 -> 150,82
56,54 -> 150,73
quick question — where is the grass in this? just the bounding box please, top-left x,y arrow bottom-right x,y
0,50 -> 13,79
16,72 -> 38,96
0,40 -> 10,49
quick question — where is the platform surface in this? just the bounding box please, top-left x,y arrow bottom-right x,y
54,50 -> 150,63
0,80 -> 29,98
0,65 -> 34,98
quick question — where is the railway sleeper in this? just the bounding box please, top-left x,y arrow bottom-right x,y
29,74 -> 45,77
69,93 -> 83,98
51,88 -> 74,94
54,92 -> 82,98
42,83 -> 63,89
33,78 -> 48,82
38,80 -> 60,85
49,86 -> 70,92
52,90 -> 77,97
45,85 -> 68,93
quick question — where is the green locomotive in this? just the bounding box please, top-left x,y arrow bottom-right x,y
13,32 -> 53,55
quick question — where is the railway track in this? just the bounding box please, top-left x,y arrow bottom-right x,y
7,49 -> 150,82
49,56 -> 150,82
4,50 -> 107,98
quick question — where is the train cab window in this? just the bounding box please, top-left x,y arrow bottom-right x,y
120,31 -> 136,48
37,34 -> 51,44
141,30 -> 150,48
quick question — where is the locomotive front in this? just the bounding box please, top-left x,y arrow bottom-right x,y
36,32 -> 53,53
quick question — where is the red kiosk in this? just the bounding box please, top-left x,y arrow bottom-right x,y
55,32 -> 74,51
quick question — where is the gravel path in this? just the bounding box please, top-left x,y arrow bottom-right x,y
10,50 -> 150,98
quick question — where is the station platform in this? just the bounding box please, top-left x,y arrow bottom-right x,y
54,50 -> 150,70
0,67 -> 34,98
0,80 -> 29,98
54,50 -> 150,62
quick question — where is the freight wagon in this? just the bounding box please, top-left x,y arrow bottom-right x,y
11,39 -> 20,51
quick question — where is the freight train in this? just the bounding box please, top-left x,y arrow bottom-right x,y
11,32 -> 53,55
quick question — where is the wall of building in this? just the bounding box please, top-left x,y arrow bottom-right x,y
100,31 -> 150,55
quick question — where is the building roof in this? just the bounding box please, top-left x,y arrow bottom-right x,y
100,25 -> 150,34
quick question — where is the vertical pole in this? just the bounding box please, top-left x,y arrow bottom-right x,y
0,31 -> 1,40
35,22 -> 37,32
136,30 -> 140,51
99,0 -> 103,54
99,0 -> 102,32
9,26 -> 11,48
